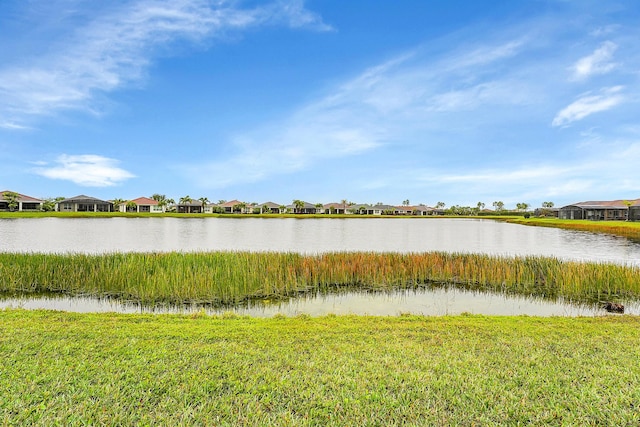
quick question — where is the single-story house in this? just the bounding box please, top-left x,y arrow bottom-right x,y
117,197 -> 164,213
0,191 -> 43,211
559,199 -> 640,220
58,195 -> 113,212
322,203 -> 350,214
287,201 -> 318,214
177,200 -> 203,213
258,202 -> 285,214
217,200 -> 251,214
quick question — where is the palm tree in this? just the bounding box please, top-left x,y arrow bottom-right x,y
179,195 -> 192,213
198,197 -> 209,214
341,199 -> 348,214
315,202 -> 324,214
2,191 -> 19,211
293,199 -> 305,214
125,200 -> 138,213
112,198 -> 126,212
402,199 -> 410,207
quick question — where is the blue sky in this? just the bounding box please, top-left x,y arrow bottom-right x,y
2,0 -> 639,209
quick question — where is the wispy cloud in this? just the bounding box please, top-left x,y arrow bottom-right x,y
33,154 -> 135,187
571,41 -> 618,81
552,86 -> 624,127
0,0 -> 331,128
193,38 -> 534,188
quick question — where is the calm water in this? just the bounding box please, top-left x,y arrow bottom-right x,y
2,217 -> 639,316
1,217 -> 640,265
2,288 -> 637,317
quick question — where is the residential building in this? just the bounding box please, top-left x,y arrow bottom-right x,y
0,191 -> 43,211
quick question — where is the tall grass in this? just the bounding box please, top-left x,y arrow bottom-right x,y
1,251 -> 638,305
506,217 -> 640,241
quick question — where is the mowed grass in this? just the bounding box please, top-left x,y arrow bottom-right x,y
1,310 -> 639,426
1,251 -> 639,305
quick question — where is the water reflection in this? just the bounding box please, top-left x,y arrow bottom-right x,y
1,288 -> 636,317
1,217 -> 640,265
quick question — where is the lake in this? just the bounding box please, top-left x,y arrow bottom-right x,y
1,217 -> 640,265
2,217 -> 639,316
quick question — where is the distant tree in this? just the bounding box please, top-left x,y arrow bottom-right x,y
315,203 -> 323,214
542,201 -> 554,208
112,198 -> 126,212
623,200 -> 634,221
2,191 -> 19,211
218,199 -> 227,205
492,201 -> 504,212
340,199 -> 348,214
402,199 -> 410,207
151,194 -> 170,211
477,202 -> 485,210
198,197 -> 209,213
233,202 -> 246,213
125,200 -> 137,213
42,196 -> 65,212
279,205 -> 287,214
293,199 -> 305,214
179,195 -> 192,213
515,202 -> 530,212
435,201 -> 445,210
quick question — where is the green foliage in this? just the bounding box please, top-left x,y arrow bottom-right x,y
1,251 -> 639,305
1,311 -> 639,425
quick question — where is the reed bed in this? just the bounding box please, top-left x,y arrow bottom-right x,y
1,251 -> 638,305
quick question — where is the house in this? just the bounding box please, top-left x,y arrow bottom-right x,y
559,199 -> 640,220
58,195 -> 113,212
365,204 -> 396,215
0,191 -> 43,211
117,197 -> 164,213
287,201 -> 318,214
218,200 -> 250,214
630,200 -> 640,222
177,200 -> 203,213
322,203 -> 348,214
258,202 -> 285,214
413,205 -> 436,216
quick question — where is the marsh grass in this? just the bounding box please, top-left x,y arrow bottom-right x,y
1,251 -> 638,305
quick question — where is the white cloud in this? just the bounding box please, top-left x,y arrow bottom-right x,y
0,0 -> 331,128
33,154 -> 135,187
571,41 -> 618,80
551,86 -> 624,127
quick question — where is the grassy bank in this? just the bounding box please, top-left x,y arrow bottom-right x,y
505,217 -> 640,241
1,251 -> 638,305
1,310 -> 639,425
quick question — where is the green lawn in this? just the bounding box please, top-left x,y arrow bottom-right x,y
1,310 -> 639,426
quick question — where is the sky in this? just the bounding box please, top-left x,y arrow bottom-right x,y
1,0 -> 640,209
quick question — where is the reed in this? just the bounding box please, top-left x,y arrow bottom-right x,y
1,251 -> 638,305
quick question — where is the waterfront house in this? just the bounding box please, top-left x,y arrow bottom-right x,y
177,200 -> 203,213
287,201 -> 318,214
322,202 -> 349,214
0,191 -> 43,211
559,199 -> 640,220
117,197 -> 164,213
258,202 -> 284,214
58,195 -> 113,212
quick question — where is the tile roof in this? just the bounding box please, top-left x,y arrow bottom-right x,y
1,191 -> 43,203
